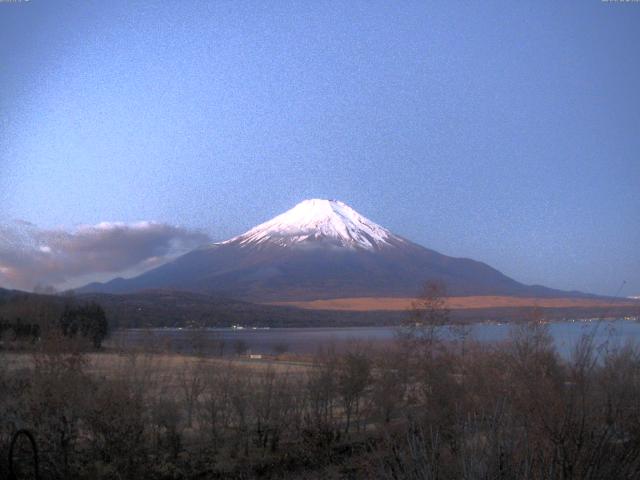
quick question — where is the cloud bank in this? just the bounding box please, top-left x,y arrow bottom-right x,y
0,220 -> 210,291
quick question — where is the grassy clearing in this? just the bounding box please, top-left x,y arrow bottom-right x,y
271,295 -> 640,311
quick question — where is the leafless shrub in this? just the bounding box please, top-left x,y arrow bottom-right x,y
178,358 -> 206,427
337,350 -> 371,434
3,306 -> 640,479
199,363 -> 235,450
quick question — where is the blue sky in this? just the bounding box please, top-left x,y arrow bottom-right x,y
1,0 -> 639,295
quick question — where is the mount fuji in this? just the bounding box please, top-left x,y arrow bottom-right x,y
78,199 -> 584,301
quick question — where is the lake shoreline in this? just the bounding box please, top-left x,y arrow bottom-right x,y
107,318 -> 640,359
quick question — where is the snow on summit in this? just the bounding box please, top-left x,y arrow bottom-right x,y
222,199 -> 403,250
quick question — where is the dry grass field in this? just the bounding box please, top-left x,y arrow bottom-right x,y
2,350 -> 312,379
271,295 -> 639,311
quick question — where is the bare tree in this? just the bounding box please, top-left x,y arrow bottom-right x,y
200,363 -> 235,450
371,346 -> 410,423
338,350 -> 371,433
178,359 -> 206,427
401,281 -> 450,354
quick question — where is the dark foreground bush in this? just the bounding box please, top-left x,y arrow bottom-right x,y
2,321 -> 640,479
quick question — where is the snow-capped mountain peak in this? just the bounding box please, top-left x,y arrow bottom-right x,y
221,199 -> 403,250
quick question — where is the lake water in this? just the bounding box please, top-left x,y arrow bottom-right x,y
108,318 -> 640,358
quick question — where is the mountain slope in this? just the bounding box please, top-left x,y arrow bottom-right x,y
78,199 -> 591,301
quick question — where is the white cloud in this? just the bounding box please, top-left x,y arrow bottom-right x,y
0,220 -> 209,291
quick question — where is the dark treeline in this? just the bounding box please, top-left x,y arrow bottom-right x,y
3,287 -> 637,330
0,319 -> 40,342
2,316 -> 640,478
59,303 -> 109,349
0,293 -> 109,349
